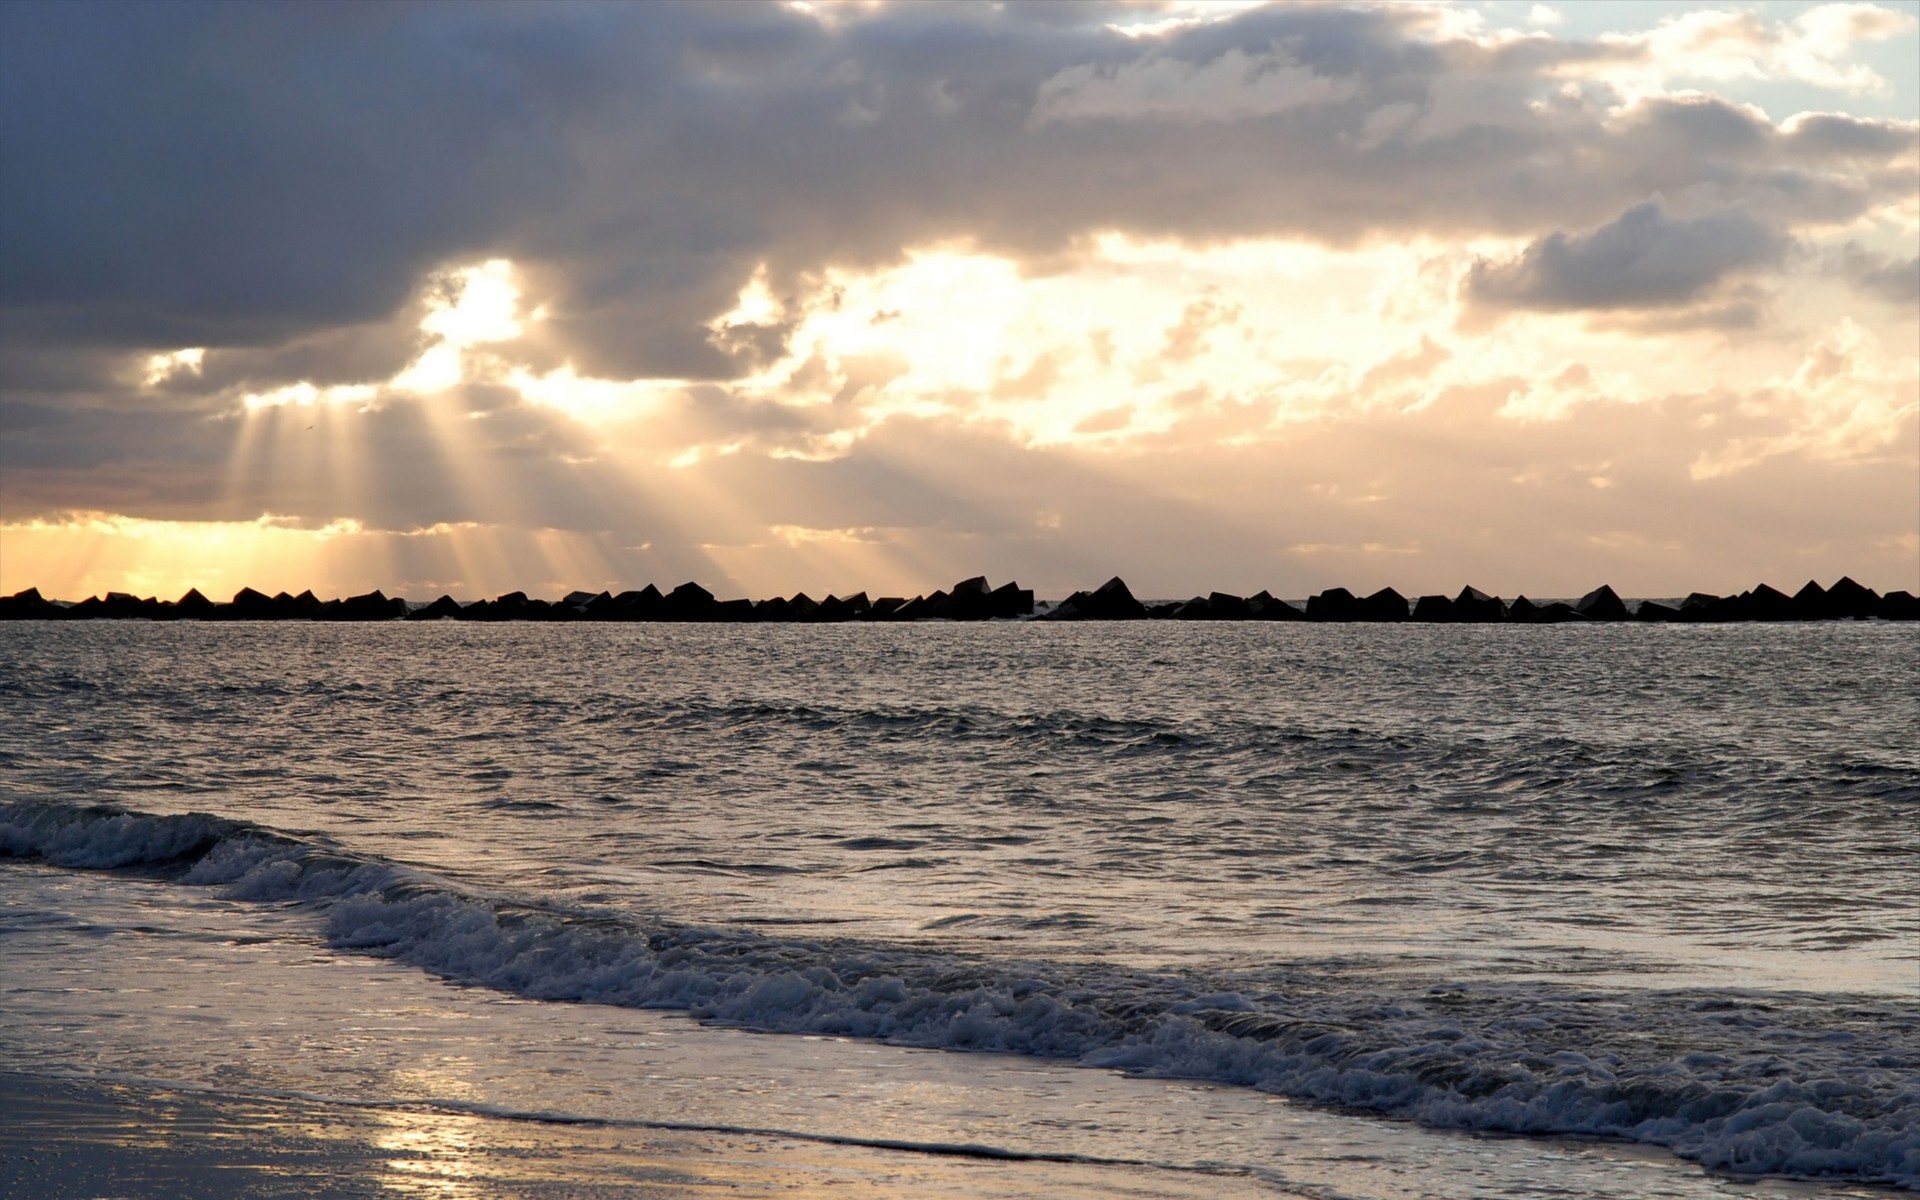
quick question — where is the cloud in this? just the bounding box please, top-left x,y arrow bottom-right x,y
1031,45 -> 1356,125
1,3 -> 1914,600
4,2 -> 1913,385
1838,245 -> 1920,304
1464,200 -> 1787,314
1781,110 -> 1920,158
1563,2 -> 1919,96
1688,319 -> 1920,478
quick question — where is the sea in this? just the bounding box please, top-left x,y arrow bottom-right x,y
1,619 -> 1915,1198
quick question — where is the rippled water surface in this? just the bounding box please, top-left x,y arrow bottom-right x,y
2,620 -> 1915,1193
6,621 -> 1914,985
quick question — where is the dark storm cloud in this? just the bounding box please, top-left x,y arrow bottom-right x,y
1464,200 -> 1787,314
4,1 -> 1912,385
0,2 -> 578,344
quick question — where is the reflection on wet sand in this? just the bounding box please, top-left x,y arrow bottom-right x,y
0,1073 -> 1295,1200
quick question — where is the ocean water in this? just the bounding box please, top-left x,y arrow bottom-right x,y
1,620 -> 1915,1197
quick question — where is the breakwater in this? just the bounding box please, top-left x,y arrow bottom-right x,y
3,574 -> 1914,623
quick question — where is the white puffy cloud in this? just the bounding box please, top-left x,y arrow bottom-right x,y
1563,2 -> 1918,97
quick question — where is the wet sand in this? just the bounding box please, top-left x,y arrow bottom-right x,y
0,1072 -> 1302,1200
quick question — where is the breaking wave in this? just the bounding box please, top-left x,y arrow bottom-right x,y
4,797 -> 1915,1188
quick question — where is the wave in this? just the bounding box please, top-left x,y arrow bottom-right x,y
4,797 -> 1916,1189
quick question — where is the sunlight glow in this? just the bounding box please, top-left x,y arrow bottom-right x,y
0,512 -> 364,600
423,259 -> 524,347
142,346 -> 204,387
712,264 -> 784,329
129,192 -> 1915,602
242,381 -> 380,412
508,365 -> 684,428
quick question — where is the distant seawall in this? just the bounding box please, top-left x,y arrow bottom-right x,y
4,575 -> 1915,623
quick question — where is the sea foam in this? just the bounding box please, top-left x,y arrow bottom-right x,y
4,797 -> 1915,1188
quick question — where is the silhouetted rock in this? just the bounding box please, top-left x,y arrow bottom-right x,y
274,590 -> 324,619
1359,587 -> 1409,622
1169,596 -> 1213,620
228,587 -> 280,619
333,590 -> 406,621
812,594 -> 862,622
464,592 -> 530,621
1047,577 -> 1147,620
406,595 -> 464,621
585,592 -> 633,621
1687,593 -> 1745,622
911,577 -> 1032,620
937,578 -> 995,620
70,592 -> 162,619
1744,583 -> 1795,622
1677,593 -> 1722,622
102,592 -> 162,619
1789,580 -> 1830,620
612,585 -> 665,621
1785,577 -> 1880,620
1879,590 -> 1919,620
556,590 -> 612,620
1207,592 -> 1251,620
1453,586 -> 1505,622
72,591 -> 144,618
1250,592 -> 1304,620
661,582 -> 718,621
0,587 -> 60,619
9,573 -> 1902,625
989,582 -> 1033,618
1824,576 -> 1881,619
1574,585 -> 1628,621
1305,588 -> 1359,621
894,590 -> 947,620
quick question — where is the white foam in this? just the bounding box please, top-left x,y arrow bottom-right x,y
5,798 -> 1915,1188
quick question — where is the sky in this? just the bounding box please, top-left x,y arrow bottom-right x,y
1,0 -> 1916,603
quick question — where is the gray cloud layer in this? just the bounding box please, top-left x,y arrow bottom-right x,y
1464,200 -> 1787,313
4,2 -> 1912,376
